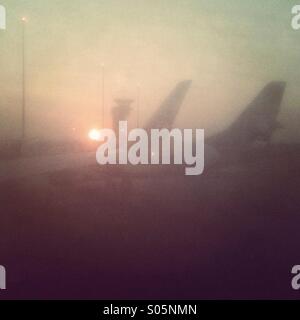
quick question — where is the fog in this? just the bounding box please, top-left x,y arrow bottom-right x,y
0,0 -> 299,142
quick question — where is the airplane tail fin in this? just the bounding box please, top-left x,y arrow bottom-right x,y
211,81 -> 286,148
239,81 -> 286,119
145,80 -> 192,130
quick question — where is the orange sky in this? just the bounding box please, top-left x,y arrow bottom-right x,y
0,0 -> 299,142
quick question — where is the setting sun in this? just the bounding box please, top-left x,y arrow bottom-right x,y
88,129 -> 102,141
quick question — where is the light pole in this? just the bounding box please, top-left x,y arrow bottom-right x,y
21,17 -> 27,141
136,84 -> 140,128
101,63 -> 105,127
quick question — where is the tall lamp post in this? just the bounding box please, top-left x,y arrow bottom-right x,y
101,63 -> 105,127
136,84 -> 140,128
21,17 -> 27,142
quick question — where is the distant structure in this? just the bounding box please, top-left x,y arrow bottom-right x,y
112,99 -> 133,135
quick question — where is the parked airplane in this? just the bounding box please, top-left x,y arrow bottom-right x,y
207,81 -> 286,151
0,80 -> 192,182
0,81 -> 286,182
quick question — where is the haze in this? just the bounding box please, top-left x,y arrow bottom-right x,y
0,0 -> 299,142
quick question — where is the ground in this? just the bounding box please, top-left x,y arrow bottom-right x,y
0,145 -> 300,299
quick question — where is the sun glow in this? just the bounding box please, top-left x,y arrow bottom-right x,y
88,129 -> 102,141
